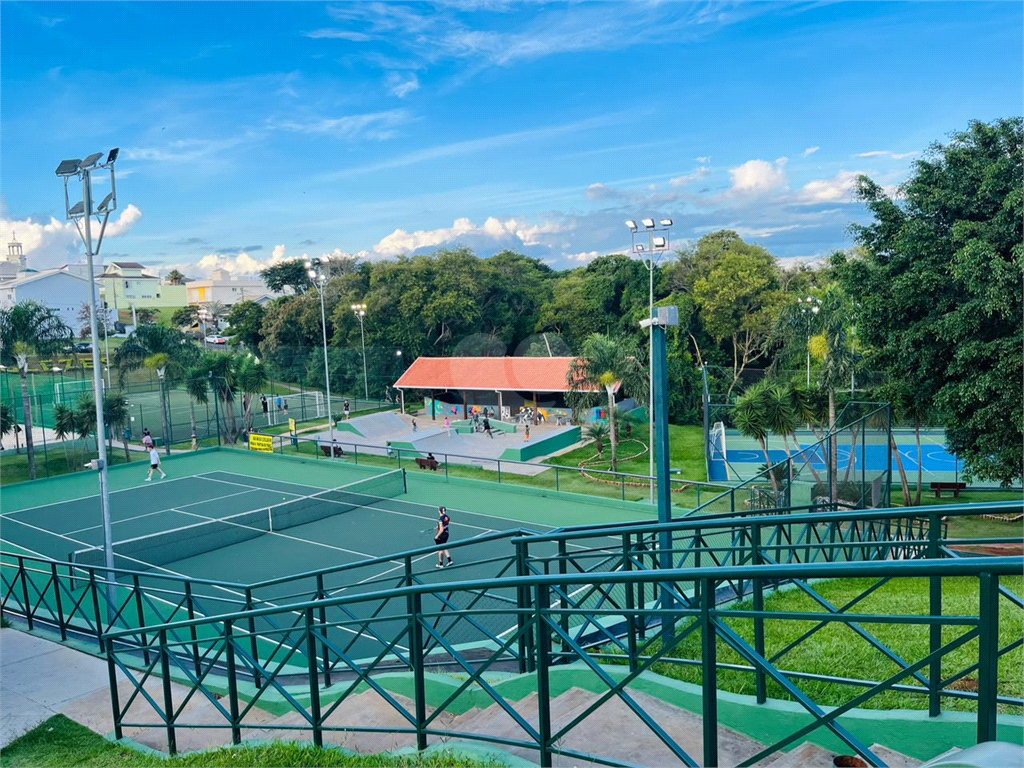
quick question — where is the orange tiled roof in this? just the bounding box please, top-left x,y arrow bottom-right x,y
394,356 -> 615,393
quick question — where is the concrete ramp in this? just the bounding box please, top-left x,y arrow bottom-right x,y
345,411 -> 409,439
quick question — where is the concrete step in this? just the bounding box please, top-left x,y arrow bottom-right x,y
869,743 -> 925,768
761,741 -> 837,767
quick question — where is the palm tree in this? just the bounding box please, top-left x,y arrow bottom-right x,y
114,325 -> 198,451
0,403 -> 12,450
733,380 -> 791,491
566,334 -> 648,473
204,301 -> 227,331
104,391 -> 131,463
204,352 -> 239,441
785,382 -> 824,485
234,354 -> 269,430
166,269 -> 185,285
52,402 -> 81,471
0,301 -> 72,480
183,365 -> 211,437
584,421 -> 610,458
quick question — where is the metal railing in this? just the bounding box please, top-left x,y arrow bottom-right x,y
102,557 -> 1023,766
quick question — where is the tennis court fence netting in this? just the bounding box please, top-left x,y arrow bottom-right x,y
70,469 -> 407,571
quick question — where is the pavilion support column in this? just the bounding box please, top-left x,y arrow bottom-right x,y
400,389 -> 405,415
462,391 -> 468,419
431,392 -> 436,421
533,392 -> 538,424
498,391 -> 504,420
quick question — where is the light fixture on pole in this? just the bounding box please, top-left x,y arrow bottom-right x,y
306,257 -> 334,440
627,216 -> 673,505
55,147 -> 120,616
351,302 -> 369,400
797,296 -> 822,386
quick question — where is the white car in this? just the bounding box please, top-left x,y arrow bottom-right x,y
205,334 -> 228,345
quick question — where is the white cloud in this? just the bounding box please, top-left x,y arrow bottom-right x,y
728,158 -> 789,195
386,73 -> 420,98
854,150 -> 917,160
374,216 -> 568,256
695,156 -> 711,164
564,250 -> 600,262
0,205 -> 144,270
271,109 -> 410,140
305,29 -> 373,41
272,244 -> 287,259
799,170 -> 864,204
669,166 -> 710,187
802,146 -> 820,157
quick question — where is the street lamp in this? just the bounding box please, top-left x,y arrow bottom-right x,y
306,257 -> 334,440
351,302 -> 369,401
626,217 -> 673,504
55,147 -> 120,614
797,296 -> 822,386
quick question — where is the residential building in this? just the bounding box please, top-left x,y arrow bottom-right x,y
0,269 -> 95,329
186,269 -> 276,305
99,261 -> 188,310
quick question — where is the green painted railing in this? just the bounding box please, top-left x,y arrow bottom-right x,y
103,557 -> 1023,767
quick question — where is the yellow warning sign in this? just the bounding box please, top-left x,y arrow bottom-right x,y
248,433 -> 274,453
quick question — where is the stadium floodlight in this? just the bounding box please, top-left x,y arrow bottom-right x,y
641,218 -> 656,229
625,220 -> 638,232
660,218 -> 673,227
106,147 -> 119,164
632,243 -> 646,253
68,201 -> 86,216
79,152 -> 104,171
55,158 -> 81,177
653,236 -> 667,249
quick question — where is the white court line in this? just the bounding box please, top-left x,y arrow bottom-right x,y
62,487 -> 265,537
0,472 -> 224,517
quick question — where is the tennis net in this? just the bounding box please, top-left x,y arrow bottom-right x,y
71,469 -> 407,571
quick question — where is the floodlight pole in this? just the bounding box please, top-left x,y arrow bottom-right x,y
352,304 -> 369,401
79,166 -> 117,619
307,260 -> 334,441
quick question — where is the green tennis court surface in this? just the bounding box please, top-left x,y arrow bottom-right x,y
1,448 -> 648,666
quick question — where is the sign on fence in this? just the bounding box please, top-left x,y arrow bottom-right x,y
288,418 -> 296,434
248,433 -> 274,453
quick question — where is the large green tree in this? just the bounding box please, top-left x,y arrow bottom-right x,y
260,259 -> 314,294
835,117 -> 1023,485
0,301 -> 73,479
226,300 -> 267,350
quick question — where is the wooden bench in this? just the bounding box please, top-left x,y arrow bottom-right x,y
320,444 -> 346,458
416,457 -> 439,471
930,481 -> 966,498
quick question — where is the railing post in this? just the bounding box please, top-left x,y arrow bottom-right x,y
557,539 -> 569,659
133,575 -> 151,667
514,541 -> 529,674
316,574 -> 332,688
555,466 -> 559,492
50,562 -> 67,641
305,607 -> 324,748
159,629 -> 177,755
977,572 -> 999,743
407,591 -> 428,751
928,511 -> 942,717
244,588 -> 261,690
184,582 -> 201,678
224,620 -> 241,745
700,576 -> 718,768
535,583 -> 553,768
623,534 -> 638,674
90,570 -> 105,652
751,524 -> 766,704
107,641 -> 123,741
18,558 -> 33,631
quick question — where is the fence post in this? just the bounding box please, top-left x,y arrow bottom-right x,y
158,629 -> 177,755
535,583 -> 553,768
700,576 -> 718,767
623,534 -> 638,674
184,582 -> 201,678
244,588 -> 262,690
133,575 -> 151,667
751,524 -> 766,704
90,570 -> 105,652
557,539 -> 570,658
106,639 -> 124,741
224,620 -> 241,744
928,512 -> 942,717
495,460 -> 499,483
50,562 -> 67,641
18,558 -> 33,631
514,541 -> 529,674
316,574 -> 332,688
407,591 -> 428,751
304,607 -> 324,748
977,572 -> 999,743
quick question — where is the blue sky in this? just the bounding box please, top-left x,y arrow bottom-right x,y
1,1 -> 1020,275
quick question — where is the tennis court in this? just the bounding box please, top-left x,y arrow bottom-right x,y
1,449 -> 641,667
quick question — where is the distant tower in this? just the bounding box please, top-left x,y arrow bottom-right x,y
7,232 -> 26,269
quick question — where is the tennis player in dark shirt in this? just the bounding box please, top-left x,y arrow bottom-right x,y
434,506 -> 452,568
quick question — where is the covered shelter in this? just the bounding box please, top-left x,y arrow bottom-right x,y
393,356 -> 621,424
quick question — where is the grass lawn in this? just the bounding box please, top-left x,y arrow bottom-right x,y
545,424 -> 707,481
892,488 -> 1022,540
1,446 -> 149,486
619,575 -> 1023,713
0,715 -> 498,768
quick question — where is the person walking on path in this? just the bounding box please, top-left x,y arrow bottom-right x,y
142,429 -> 154,450
191,432 -> 198,451
434,506 -> 452,568
524,424 -> 530,442
145,446 -> 166,482
482,415 -> 494,439
344,400 -> 351,420
444,416 -> 451,436
276,395 -> 282,411
261,395 -> 268,416
411,418 -> 418,433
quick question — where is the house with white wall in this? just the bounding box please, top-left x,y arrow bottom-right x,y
0,269 -> 95,330
99,261 -> 188,310
186,269 -> 277,306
